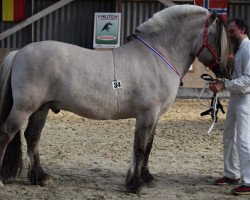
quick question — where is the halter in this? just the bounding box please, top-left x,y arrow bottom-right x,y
196,14 -> 222,70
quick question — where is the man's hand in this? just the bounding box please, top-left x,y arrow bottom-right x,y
209,81 -> 225,93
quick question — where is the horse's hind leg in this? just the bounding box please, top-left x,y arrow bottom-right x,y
126,110 -> 159,193
0,107 -> 31,185
24,108 -> 51,186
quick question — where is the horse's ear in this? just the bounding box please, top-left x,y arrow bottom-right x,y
209,12 -> 217,24
135,28 -> 141,33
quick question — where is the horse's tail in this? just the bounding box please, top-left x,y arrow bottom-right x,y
0,50 -> 23,180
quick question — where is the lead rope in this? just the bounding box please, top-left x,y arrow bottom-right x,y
207,93 -> 218,134
198,74 -> 219,134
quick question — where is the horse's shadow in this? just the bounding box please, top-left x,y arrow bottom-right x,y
13,165 -> 218,192
153,172 -> 233,196
43,164 -> 127,193
6,165 -> 228,199
155,172 -> 215,186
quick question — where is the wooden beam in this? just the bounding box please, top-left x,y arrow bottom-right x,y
158,0 -> 176,7
0,0 -> 75,41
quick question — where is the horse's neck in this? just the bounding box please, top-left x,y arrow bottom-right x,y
148,16 -> 206,77
114,15 -> 206,78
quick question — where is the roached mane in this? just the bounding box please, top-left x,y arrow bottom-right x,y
136,4 -> 209,35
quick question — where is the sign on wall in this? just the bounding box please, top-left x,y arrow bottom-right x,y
93,13 -> 121,49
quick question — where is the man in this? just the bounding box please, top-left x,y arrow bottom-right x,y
209,18 -> 250,195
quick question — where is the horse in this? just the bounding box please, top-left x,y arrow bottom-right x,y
0,5 -> 231,193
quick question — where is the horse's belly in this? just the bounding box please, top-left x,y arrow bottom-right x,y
66,105 -> 133,120
60,92 -> 135,120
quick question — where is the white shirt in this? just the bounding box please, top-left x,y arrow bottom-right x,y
225,37 -> 250,93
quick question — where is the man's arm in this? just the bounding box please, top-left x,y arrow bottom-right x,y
209,81 -> 225,93
209,75 -> 250,93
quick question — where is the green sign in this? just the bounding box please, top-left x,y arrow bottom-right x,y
93,13 -> 121,48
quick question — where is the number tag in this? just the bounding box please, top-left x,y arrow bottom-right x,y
112,80 -> 122,89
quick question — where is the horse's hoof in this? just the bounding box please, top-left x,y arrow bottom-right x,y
126,182 -> 145,193
126,177 -> 145,193
39,176 -> 54,187
141,169 -> 155,185
0,181 -> 4,188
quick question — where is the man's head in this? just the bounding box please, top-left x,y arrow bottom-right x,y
227,18 -> 249,53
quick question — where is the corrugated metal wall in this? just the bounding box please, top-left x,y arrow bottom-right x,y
0,0 -> 116,49
121,1 -> 164,44
228,1 -> 250,37
32,0 -> 116,48
0,0 -> 59,48
121,1 -> 191,44
0,0 -> 249,49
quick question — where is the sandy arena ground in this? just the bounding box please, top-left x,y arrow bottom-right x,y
0,99 -> 249,200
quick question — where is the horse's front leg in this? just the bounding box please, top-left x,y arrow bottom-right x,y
141,128 -> 156,185
126,110 -> 159,193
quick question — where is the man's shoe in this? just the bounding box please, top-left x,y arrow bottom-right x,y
231,185 -> 250,195
215,176 -> 240,185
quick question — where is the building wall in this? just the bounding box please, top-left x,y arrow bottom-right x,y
0,0 -> 116,49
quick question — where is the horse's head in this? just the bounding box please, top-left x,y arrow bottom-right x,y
195,13 -> 233,79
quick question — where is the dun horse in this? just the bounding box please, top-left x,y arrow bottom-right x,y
0,5 -> 231,193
